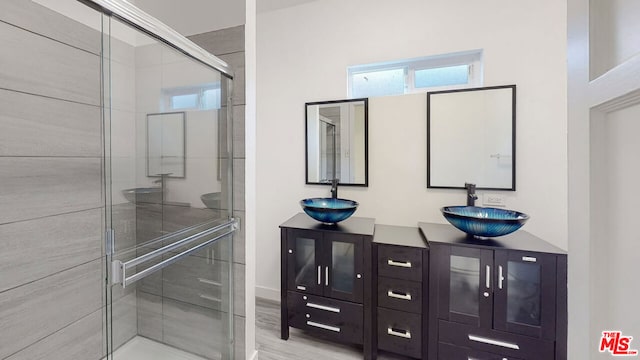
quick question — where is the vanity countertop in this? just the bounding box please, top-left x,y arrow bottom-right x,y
280,213 -> 375,236
418,222 -> 566,255
374,224 -> 428,249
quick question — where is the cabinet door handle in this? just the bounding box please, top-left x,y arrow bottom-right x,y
486,265 -> 491,289
317,266 -> 321,285
498,265 -> 504,290
387,259 -> 412,268
387,328 -> 411,339
468,334 -> 520,350
325,266 -> 329,286
307,321 -> 340,332
306,302 -> 340,313
387,290 -> 412,301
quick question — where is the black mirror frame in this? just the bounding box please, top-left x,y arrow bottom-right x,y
305,98 -> 369,187
427,85 -> 516,191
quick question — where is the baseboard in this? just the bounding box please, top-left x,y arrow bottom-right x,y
255,285 -> 280,302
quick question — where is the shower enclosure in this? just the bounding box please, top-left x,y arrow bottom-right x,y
0,1 -> 235,359
99,2 -> 238,359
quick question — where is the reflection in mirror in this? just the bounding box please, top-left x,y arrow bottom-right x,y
147,112 -> 185,178
427,85 -> 516,190
306,99 -> 368,186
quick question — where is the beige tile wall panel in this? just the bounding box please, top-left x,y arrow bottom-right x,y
0,0 -> 101,55
233,158 -> 246,211
4,310 -> 103,360
137,291 -> 163,342
234,314 -> 246,360
233,105 -> 246,158
0,21 -> 100,106
0,208 -> 102,292
161,252 -> 230,311
0,157 -> 102,224
0,259 -> 102,359
188,25 -> 245,56
233,210 -> 246,264
111,290 -> 138,351
218,52 -> 245,106
234,263 -> 246,317
0,89 -> 101,157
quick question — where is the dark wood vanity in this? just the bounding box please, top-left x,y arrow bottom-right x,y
422,222 -> 567,360
279,213 -> 375,358
280,214 -> 567,360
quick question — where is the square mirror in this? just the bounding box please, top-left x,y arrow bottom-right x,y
305,99 -> 368,186
147,112 -> 186,178
427,85 -> 516,190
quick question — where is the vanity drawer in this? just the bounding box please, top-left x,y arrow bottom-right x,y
377,244 -> 423,281
287,291 -> 363,344
438,320 -> 554,360
438,342 -> 524,360
377,307 -> 422,358
377,276 -> 422,314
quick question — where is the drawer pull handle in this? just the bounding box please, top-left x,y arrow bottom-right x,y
387,259 -> 412,268
317,266 -> 321,285
197,278 -> 222,286
306,302 -> 340,313
307,321 -> 340,333
468,334 -> 520,350
387,290 -> 412,301
387,328 -> 411,339
297,285 -> 307,291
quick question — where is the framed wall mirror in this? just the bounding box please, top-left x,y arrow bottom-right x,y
427,85 -> 516,190
147,112 -> 186,178
305,98 -> 368,186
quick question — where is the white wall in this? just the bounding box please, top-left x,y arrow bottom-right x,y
256,0 -> 567,297
256,0 -> 568,299
590,103 -> 640,359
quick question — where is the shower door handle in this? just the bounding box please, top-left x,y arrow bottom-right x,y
114,218 -> 238,287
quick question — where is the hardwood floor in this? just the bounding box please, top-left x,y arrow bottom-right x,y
256,298 -> 415,360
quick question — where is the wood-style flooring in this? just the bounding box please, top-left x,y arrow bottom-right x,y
256,298 -> 415,360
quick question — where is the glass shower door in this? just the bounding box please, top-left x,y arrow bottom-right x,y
102,9 -> 236,360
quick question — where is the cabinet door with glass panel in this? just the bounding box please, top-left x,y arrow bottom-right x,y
433,244 -> 557,339
286,229 -> 364,303
493,250 -> 557,340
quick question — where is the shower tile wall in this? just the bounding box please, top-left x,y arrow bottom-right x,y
189,25 -> 247,359
0,1 -> 105,359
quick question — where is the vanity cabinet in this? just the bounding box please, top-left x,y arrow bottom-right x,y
373,225 -> 428,359
280,213 -> 375,359
421,222 -> 567,360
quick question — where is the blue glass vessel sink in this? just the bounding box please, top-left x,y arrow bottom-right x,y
300,198 -> 359,224
441,206 -> 529,237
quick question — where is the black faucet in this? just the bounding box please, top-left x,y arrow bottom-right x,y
465,183 -> 478,206
330,179 -> 339,199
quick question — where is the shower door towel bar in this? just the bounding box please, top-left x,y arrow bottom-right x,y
112,218 -> 238,288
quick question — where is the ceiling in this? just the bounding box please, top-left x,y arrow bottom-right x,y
132,0 -> 319,36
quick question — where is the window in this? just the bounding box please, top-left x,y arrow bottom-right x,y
348,50 -> 482,98
163,83 -> 222,111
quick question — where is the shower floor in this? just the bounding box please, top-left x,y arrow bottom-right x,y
111,336 -> 207,360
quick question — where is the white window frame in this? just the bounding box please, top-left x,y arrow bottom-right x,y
347,49 -> 483,98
